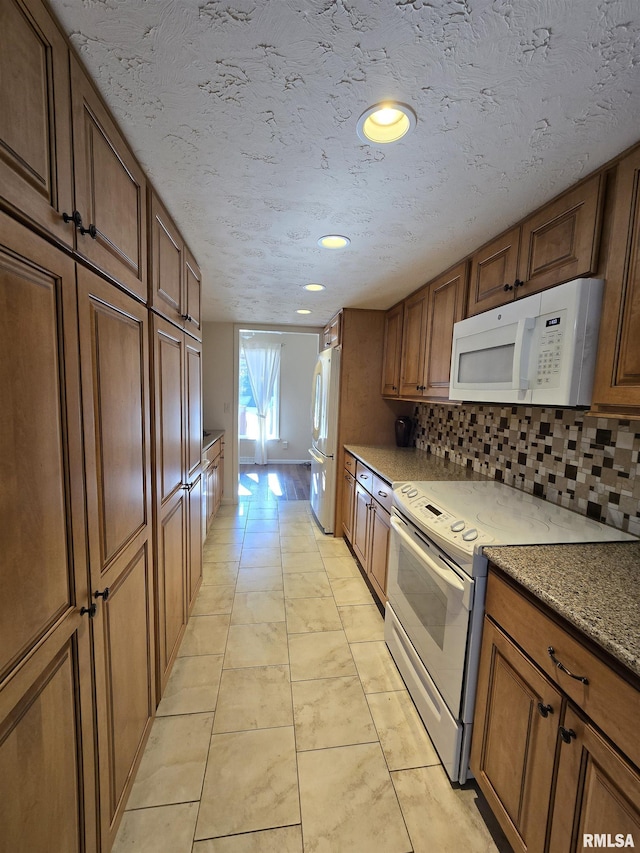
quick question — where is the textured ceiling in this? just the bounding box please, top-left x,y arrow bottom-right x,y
49,0 -> 640,326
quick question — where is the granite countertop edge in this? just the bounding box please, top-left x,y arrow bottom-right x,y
343,444 -> 487,485
203,429 -> 225,451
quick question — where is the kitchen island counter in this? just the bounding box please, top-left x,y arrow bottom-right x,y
484,542 -> 640,680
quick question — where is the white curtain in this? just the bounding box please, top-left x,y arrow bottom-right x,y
241,339 -> 281,465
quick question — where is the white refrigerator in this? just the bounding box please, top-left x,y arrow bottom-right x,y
309,347 -> 341,533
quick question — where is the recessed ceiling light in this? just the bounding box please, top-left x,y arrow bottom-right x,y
303,283 -> 325,292
296,309 -> 312,314
356,102 -> 417,144
318,235 -> 350,249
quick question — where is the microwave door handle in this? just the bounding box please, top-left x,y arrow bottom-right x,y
390,516 -> 464,593
512,317 -> 536,390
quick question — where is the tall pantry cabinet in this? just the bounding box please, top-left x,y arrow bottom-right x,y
0,0 -> 202,850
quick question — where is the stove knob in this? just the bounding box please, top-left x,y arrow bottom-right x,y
401,484 -> 412,493
462,528 -> 478,541
407,489 -> 418,498
450,520 -> 465,532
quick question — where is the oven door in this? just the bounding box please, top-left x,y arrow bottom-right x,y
386,512 -> 474,719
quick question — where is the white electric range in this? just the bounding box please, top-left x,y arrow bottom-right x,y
385,479 -> 636,784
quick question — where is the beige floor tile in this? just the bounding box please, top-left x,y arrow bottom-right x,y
195,727 -> 300,839
282,551 -> 325,572
350,641 -> 406,693
278,521 -> 315,537
126,713 -> 213,809
278,504 -> 311,517
391,765 -> 511,852
288,630 -> 357,681
317,538 -> 351,558
367,690 -> 439,770
236,566 -> 283,592
206,515 -> 246,529
231,590 -> 285,624
242,530 -> 281,549
245,518 -> 280,533
156,654 -> 223,716
193,825 -> 303,853
213,664 -> 293,732
246,506 -> 279,519
285,596 -> 342,633
205,527 -> 246,545
201,561 -> 239,586
292,676 -> 377,751
224,622 -> 289,668
338,604 -> 385,642
322,555 -> 362,579
330,575 -> 373,605
239,546 -> 282,568
192,584 -> 235,615
297,742 -> 412,853
204,543 -> 243,562
280,535 -> 320,554
283,571 -> 332,599
113,803 -> 198,853
178,615 -> 230,657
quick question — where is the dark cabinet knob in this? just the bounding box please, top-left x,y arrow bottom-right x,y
63,210 -> 83,228
559,726 -> 576,744
79,223 -> 98,239
80,603 -> 97,617
94,588 -> 110,601
503,283 -> 513,292
514,279 -> 524,288
537,702 -> 553,718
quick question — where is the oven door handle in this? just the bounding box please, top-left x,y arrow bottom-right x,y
390,516 -> 465,593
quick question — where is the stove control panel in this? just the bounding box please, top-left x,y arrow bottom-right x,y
395,483 -> 494,554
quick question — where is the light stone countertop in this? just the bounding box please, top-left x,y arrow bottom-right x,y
484,543 -> 640,680
343,445 -> 487,485
203,429 -> 224,451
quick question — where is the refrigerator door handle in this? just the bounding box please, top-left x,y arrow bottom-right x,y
309,446 -> 326,464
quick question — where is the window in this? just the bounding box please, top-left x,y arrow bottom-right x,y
238,347 -> 280,441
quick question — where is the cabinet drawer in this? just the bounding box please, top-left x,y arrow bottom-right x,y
355,462 -> 373,492
486,571 -> 640,769
344,452 -> 357,476
371,475 -> 392,513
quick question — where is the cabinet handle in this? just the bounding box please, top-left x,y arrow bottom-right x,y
547,647 -> 589,684
80,603 -> 97,618
514,278 -> 524,288
181,313 -> 195,324
94,587 -> 110,601
558,726 -> 576,744
79,222 -> 98,239
537,702 -> 553,718
503,283 -> 513,292
359,473 -> 368,479
63,210 -> 83,228
377,490 -> 388,498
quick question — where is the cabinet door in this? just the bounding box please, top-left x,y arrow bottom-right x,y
76,268 -> 155,850
423,262 -> 467,399
549,706 -> 640,852
368,502 -> 390,603
470,618 -> 563,853
149,189 -> 184,327
185,337 -> 203,482
185,247 -> 202,340
187,472 -> 203,613
206,462 -> 217,532
0,0 -> 74,246
399,287 -> 428,397
381,304 -> 403,396
342,470 -> 356,542
467,227 -> 521,316
70,56 -> 147,300
592,148 -> 640,416
518,173 -> 603,297
352,482 -> 370,567
0,213 -> 97,853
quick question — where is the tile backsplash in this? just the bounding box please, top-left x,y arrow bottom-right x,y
413,403 -> 640,537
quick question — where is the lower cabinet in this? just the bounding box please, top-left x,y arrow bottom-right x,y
471,570 -> 640,853
342,454 -> 392,604
204,436 -> 224,533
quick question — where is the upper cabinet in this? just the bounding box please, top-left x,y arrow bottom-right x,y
149,189 -> 202,338
381,303 -> 403,396
70,56 -> 147,301
591,147 -> 640,417
0,0 -> 74,246
467,173 -> 604,316
322,311 -> 342,349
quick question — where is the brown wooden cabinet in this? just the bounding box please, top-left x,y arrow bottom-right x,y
322,312 -> 342,349
0,212 -> 98,853
591,147 -> 640,417
149,189 -> 202,339
0,0 -> 75,247
467,175 -> 604,316
342,471 -> 356,542
399,285 -> 428,397
471,570 -> 640,853
204,436 -> 224,534
381,303 -> 403,396
76,267 -> 156,851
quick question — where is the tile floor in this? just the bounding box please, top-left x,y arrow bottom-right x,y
113,499 -> 511,853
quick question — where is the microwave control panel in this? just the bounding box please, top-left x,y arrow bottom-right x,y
535,312 -> 565,387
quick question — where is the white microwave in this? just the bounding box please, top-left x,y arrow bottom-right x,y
449,278 -> 604,406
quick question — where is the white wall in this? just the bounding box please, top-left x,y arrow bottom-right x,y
202,322 -> 321,502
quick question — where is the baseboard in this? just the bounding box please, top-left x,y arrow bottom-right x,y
239,458 -> 310,465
